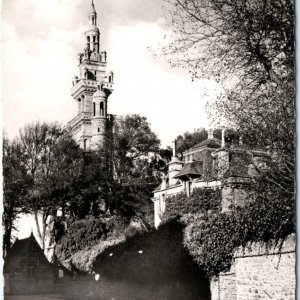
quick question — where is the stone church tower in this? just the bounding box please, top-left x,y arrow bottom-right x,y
68,0 -> 114,150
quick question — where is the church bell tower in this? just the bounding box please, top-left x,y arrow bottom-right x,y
68,0 -> 114,150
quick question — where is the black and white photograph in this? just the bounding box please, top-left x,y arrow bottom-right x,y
2,0 -> 295,299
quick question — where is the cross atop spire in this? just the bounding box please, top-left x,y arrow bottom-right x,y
91,0 -> 96,12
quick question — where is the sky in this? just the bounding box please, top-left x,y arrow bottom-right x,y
2,0 -> 221,148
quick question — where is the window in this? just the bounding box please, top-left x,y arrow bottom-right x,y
78,99 -> 81,113
100,102 -> 104,116
87,36 -> 90,42
87,71 -> 95,80
93,102 -> 96,116
98,128 -> 100,133
93,36 -> 96,42
83,139 -> 87,151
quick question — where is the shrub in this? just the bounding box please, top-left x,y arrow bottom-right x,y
55,215 -> 125,263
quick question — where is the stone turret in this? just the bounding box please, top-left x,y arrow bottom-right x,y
168,140 -> 184,186
91,85 -> 109,147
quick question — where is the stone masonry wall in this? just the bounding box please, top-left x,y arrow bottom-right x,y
210,270 -> 237,300
212,234 -> 295,300
234,234 -> 295,300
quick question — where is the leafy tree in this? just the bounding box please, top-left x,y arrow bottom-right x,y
162,0 -> 294,197
3,138 -> 31,256
44,132 -> 85,219
162,0 -> 293,88
106,114 -> 162,221
64,148 -> 111,220
15,122 -> 84,248
111,114 -> 160,181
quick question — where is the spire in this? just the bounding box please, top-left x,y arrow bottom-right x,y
89,0 -> 97,26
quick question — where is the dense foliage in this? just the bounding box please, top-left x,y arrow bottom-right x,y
162,188 -> 221,222
179,187 -> 295,277
55,216 -> 125,264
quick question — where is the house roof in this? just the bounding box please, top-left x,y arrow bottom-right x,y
187,138 -> 221,152
3,233 -> 45,273
174,161 -> 203,180
4,233 -> 72,275
6,233 -> 39,257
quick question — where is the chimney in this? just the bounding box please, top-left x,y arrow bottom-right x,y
161,174 -> 167,190
172,140 -> 176,157
208,129 -> 214,139
221,128 -> 225,148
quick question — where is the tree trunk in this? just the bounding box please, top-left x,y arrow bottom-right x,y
41,212 -> 48,250
3,223 -> 12,258
34,210 -> 43,248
